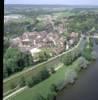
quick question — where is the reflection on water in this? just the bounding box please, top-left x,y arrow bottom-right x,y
56,39 -> 98,100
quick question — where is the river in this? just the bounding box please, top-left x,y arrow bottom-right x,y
56,39 -> 98,100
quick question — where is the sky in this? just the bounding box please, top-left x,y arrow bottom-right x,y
5,0 -> 98,5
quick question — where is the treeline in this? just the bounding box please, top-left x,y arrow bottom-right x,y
67,12 -> 98,34
3,47 -> 33,78
4,20 -> 34,38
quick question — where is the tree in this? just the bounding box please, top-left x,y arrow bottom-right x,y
38,50 -> 51,62
62,52 -> 72,65
47,92 -> 57,100
50,84 -> 58,93
91,51 -> 97,60
3,47 -> 33,78
78,57 -> 89,69
39,69 -> 50,80
26,79 -> 34,88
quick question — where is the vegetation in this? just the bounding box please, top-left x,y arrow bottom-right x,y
3,38 -> 10,53
82,38 -> 93,61
19,77 -> 26,88
3,48 -> 33,78
61,46 -> 81,65
67,12 -> 98,34
27,69 -> 50,88
7,56 -> 89,100
38,50 -> 51,62
77,57 -> 89,69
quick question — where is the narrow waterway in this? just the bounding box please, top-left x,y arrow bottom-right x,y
56,39 -> 98,100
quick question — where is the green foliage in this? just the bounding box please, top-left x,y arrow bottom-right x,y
39,69 -> 50,80
91,51 -> 97,60
78,56 -> 89,69
67,13 -> 98,33
10,82 -> 17,90
63,52 -> 72,65
61,48 -> 81,65
19,77 -> 26,87
38,50 -> 51,62
3,48 -> 33,78
82,43 -> 93,61
27,69 -> 50,88
49,67 -> 56,74
26,79 -> 34,88
4,21 -> 32,38
35,21 -> 46,32
47,93 -> 55,100
35,94 -> 46,100
50,84 -> 58,93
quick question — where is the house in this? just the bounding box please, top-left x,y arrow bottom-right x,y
30,48 -> 41,56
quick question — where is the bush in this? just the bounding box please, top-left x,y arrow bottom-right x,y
39,69 -> 50,80
26,79 -> 34,88
91,51 -> 97,60
82,46 -> 92,61
35,94 -> 46,100
65,69 -> 77,84
10,82 -> 17,90
50,84 -> 58,93
78,57 -> 89,69
47,92 -> 56,100
62,52 -> 72,65
27,69 -> 50,88
32,76 -> 42,85
50,67 -> 56,74
61,47 -> 81,66
19,77 -> 26,88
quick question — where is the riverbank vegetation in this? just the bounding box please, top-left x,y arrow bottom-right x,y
8,56 -> 89,100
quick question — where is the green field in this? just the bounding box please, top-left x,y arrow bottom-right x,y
8,56 -> 84,100
3,36 -> 86,94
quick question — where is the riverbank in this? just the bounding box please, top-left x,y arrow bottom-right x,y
56,38 -> 98,100
4,56 -> 89,100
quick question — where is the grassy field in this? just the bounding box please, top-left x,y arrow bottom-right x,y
3,36 -> 86,94
7,56 -> 84,100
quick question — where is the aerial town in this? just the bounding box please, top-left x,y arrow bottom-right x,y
3,4 -> 98,100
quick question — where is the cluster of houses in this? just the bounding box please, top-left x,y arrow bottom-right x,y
10,31 -> 65,56
10,30 -> 79,60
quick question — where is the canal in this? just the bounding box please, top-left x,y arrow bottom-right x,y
56,39 -> 98,100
